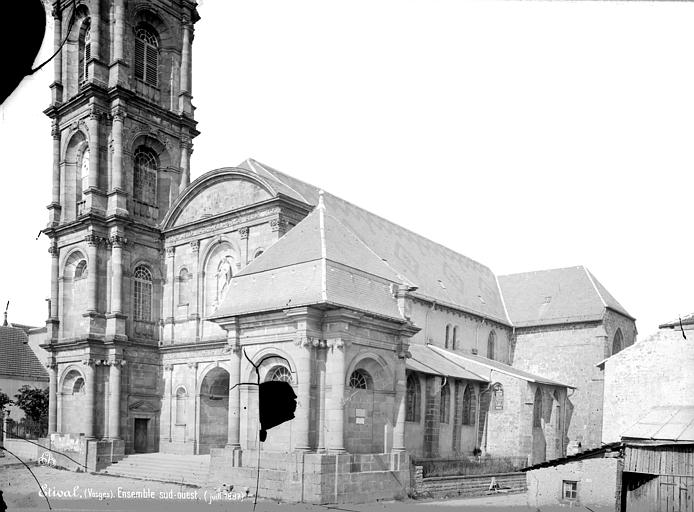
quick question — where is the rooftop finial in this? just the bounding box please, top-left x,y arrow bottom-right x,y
3,301 -> 8,327
318,189 -> 325,209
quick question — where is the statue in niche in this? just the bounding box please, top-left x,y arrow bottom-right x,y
215,255 -> 234,304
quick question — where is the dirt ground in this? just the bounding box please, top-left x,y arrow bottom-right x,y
0,463 -> 610,512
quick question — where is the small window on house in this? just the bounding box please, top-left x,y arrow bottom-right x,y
253,249 -> 264,259
73,377 -> 85,394
487,331 -> 496,360
445,325 -> 450,349
134,265 -> 153,321
439,380 -> 450,423
133,148 -> 158,206
267,365 -> 292,383
562,480 -> 578,501
135,26 -> 159,86
406,372 -> 421,422
533,388 -> 543,428
452,326 -> 458,350
461,384 -> 475,425
74,260 -> 87,279
613,328 -> 623,355
349,369 -> 370,390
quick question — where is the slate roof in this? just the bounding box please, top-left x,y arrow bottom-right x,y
407,344 -> 488,382
429,344 -> 573,387
659,312 -> 694,329
0,325 -> 49,381
520,442 -> 623,472
498,266 -> 633,327
226,159 -> 510,324
622,406 -> 694,443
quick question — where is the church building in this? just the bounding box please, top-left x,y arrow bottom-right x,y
39,0 -> 636,503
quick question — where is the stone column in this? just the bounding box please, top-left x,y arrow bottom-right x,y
113,0 -> 124,62
47,361 -> 58,434
108,360 -> 123,439
83,359 -> 95,438
49,243 -> 59,319
179,138 -> 191,193
90,0 -> 100,62
87,107 -> 100,190
51,7 -> 63,103
110,235 -> 125,314
165,246 -> 176,343
164,364 -> 173,442
326,339 -> 346,453
316,341 -> 327,452
294,337 -> 312,451
392,350 -> 408,452
85,235 -> 99,314
227,345 -> 242,449
49,122 -> 61,225
111,108 -> 124,191
189,241 -> 200,340
179,19 -> 192,114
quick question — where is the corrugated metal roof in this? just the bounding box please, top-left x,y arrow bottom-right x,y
429,345 -> 573,387
622,406 -> 694,443
407,344 -> 488,382
0,326 -> 49,381
498,266 -> 632,328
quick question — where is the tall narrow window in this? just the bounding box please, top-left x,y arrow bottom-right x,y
452,326 -> 458,350
487,331 -> 496,360
406,373 -> 421,422
533,388 -> 543,428
133,148 -> 158,205
612,328 -> 623,355
135,26 -> 159,86
439,381 -> 450,423
79,19 -> 91,82
134,265 -> 153,321
445,324 -> 451,349
461,385 -> 475,425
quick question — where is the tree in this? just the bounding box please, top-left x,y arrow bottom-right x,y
13,386 -> 48,423
0,390 -> 12,414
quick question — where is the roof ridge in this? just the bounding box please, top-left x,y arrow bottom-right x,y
498,265 -> 584,279
495,273 -> 512,325
246,159 -> 310,204
582,266 -> 608,309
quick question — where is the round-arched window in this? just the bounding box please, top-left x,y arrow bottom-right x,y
133,265 -> 153,321
349,369 -> 370,390
133,148 -> 158,205
267,366 -> 292,383
135,26 -> 159,86
73,377 -> 85,394
74,260 -> 87,279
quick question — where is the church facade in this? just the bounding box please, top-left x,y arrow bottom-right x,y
39,0 -> 636,502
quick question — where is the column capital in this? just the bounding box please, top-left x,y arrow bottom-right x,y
111,106 -> 127,122
108,359 -> 126,367
85,234 -> 106,247
88,105 -> 103,122
294,336 -> 316,348
163,364 -> 174,371
165,246 -> 176,258
109,235 -> 128,248
238,227 -> 249,239
190,240 -> 200,253
51,120 -> 60,139
270,217 -> 289,233
48,242 -> 59,257
45,361 -> 57,370
223,343 -> 242,354
82,358 -> 94,367
327,338 -> 349,350
187,362 -> 198,370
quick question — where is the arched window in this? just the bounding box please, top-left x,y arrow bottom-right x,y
452,326 -> 458,350
253,249 -> 264,260
133,265 -> 153,321
267,365 -> 292,383
439,381 -> 450,423
79,19 -> 91,82
175,387 -> 186,424
77,148 -> 89,203
613,329 -> 623,355
133,148 -> 158,205
445,325 -> 451,349
406,372 -> 421,422
533,388 -> 543,428
349,369 -> 370,390
178,268 -> 191,305
461,385 -> 475,425
74,260 -> 87,279
487,331 -> 496,360
73,377 -> 85,394
135,26 -> 159,86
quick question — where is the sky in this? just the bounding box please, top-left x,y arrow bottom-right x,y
0,1 -> 692,338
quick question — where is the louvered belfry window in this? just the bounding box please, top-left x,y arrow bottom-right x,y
135,27 -> 158,86
79,20 -> 91,82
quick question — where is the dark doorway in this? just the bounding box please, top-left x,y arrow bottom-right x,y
134,418 -> 148,453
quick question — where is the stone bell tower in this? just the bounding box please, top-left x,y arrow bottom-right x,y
42,0 -> 199,455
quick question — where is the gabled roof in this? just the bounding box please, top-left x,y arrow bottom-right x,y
498,266 -> 633,327
0,325 -> 49,381
429,345 -> 573,387
622,406 -> 694,443
226,159 -> 510,325
211,194 -> 404,321
407,344 -> 488,382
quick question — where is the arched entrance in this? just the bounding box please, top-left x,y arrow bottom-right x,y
198,367 -> 229,454
60,369 -> 86,434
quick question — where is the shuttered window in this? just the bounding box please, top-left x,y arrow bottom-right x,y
79,20 -> 91,83
135,27 -> 158,86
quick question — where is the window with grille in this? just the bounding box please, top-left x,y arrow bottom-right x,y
487,331 -> 496,360
79,20 -> 91,82
440,381 -> 450,423
267,366 -> 292,383
562,480 -> 578,500
133,148 -> 158,205
349,370 -> 370,390
135,26 -> 159,86
406,373 -> 420,422
134,265 -> 153,321
533,388 -> 543,428
461,384 -> 475,425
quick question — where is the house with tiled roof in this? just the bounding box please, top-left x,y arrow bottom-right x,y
498,266 -> 637,452
0,316 -> 49,420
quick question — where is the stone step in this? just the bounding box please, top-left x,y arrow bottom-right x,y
99,453 -> 211,487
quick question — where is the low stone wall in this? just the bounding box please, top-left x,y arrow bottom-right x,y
3,439 -> 41,463
209,448 -> 410,504
411,466 -> 527,499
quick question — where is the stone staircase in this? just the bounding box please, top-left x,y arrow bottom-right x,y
99,453 -> 211,487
